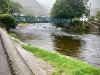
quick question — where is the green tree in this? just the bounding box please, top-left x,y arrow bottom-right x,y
50,0 -> 87,19
9,1 -> 22,15
96,11 -> 100,20
0,0 -> 10,14
83,0 -> 89,5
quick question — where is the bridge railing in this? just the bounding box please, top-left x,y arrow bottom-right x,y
14,16 -> 72,23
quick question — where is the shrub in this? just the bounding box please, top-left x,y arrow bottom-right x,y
72,18 -> 80,23
96,11 -> 100,20
0,14 -> 17,31
72,18 -> 80,27
98,16 -> 100,21
72,18 -> 87,30
89,16 -> 95,21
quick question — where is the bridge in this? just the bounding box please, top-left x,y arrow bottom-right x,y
14,16 -> 72,23
14,16 -> 100,32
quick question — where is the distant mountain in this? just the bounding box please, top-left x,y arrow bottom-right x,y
40,3 -> 51,12
13,0 -> 49,16
90,8 -> 100,16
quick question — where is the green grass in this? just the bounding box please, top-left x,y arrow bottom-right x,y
8,32 -> 22,44
13,38 -> 21,44
8,32 -> 16,38
22,45 -> 100,75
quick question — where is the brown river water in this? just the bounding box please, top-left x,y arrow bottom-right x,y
12,23 -> 100,68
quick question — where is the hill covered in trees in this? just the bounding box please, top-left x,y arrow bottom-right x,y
13,0 -> 49,16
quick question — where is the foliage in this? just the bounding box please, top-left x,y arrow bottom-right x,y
9,33 -> 22,44
72,18 -> 88,30
98,16 -> 100,21
50,0 -> 87,19
82,21 -> 87,29
89,16 -> 95,21
9,0 -> 22,15
9,32 -> 16,37
72,18 -> 80,23
0,14 -> 17,31
96,11 -> 100,20
72,18 -> 80,29
13,38 -> 21,44
22,44 -> 100,75
0,0 -> 10,14
83,0 -> 89,4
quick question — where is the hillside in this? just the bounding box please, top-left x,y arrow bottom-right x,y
40,3 -> 51,12
13,0 -> 49,16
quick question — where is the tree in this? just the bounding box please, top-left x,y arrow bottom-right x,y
50,0 -> 87,19
83,0 -> 89,5
0,0 -> 10,14
96,11 -> 100,20
9,1 -> 22,15
83,0 -> 89,17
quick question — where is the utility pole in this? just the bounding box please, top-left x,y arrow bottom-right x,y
88,3 -> 91,18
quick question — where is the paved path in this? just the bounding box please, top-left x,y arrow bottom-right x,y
0,36 -> 12,75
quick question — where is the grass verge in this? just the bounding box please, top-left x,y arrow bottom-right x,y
13,38 -> 21,44
8,32 -> 23,44
22,45 -> 100,75
8,32 -> 17,38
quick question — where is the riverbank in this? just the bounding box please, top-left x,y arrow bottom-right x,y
11,36 -> 100,75
17,23 -> 29,27
11,37 -> 55,75
22,45 -> 100,75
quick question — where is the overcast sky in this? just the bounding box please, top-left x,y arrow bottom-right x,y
88,0 -> 100,9
36,0 -> 100,9
36,0 -> 56,8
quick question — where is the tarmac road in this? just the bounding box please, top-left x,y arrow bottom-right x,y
0,36 -> 12,75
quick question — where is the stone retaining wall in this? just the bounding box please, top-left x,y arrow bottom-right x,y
0,28 -> 34,75
85,21 -> 99,32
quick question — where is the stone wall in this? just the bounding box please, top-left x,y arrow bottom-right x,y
86,21 -> 100,32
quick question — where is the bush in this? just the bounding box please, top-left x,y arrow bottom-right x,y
72,18 -> 87,30
96,11 -> 100,20
72,18 -> 80,23
98,16 -> 100,21
72,18 -> 80,27
89,16 -> 95,21
0,14 -> 17,31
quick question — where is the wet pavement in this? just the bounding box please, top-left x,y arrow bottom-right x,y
0,36 -> 12,75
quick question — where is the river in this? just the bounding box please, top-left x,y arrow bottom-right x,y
12,23 -> 100,68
